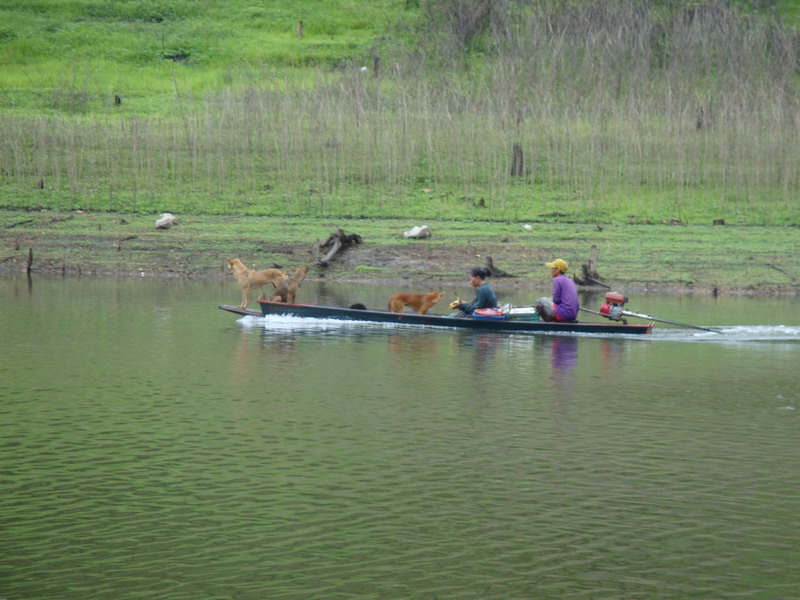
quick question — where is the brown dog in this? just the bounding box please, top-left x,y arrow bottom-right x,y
388,291 -> 444,315
227,258 -> 288,308
270,266 -> 309,304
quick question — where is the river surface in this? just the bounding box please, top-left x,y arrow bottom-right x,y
2,275 -> 799,600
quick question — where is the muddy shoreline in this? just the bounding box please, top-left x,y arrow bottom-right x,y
4,255 -> 797,298
2,210 -> 799,297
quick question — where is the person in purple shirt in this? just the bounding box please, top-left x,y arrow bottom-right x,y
535,258 -> 579,322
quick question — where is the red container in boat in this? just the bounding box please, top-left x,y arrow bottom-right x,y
472,308 -> 507,321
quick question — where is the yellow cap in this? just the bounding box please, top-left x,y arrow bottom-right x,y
546,258 -> 568,273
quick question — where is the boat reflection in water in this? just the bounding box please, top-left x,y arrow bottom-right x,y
550,336 -> 578,372
546,336 -> 578,399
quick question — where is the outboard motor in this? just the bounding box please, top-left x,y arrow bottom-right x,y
599,292 -> 628,321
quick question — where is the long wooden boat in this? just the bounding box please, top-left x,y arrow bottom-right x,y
219,299 -> 654,335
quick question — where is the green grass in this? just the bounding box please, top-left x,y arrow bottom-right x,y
0,0 -> 798,227
0,0 -> 411,114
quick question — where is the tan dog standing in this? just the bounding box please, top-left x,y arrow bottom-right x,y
227,258 -> 288,308
270,266 -> 309,304
388,291 -> 444,315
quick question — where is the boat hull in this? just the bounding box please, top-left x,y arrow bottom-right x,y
219,301 -> 653,335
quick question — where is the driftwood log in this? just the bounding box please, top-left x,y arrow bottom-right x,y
116,235 -> 137,251
313,229 -> 363,266
766,263 -> 796,282
484,256 -> 515,278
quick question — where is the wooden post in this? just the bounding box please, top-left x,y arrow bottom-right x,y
373,56 -> 381,78
511,143 -> 524,177
26,248 -> 33,274
297,21 -> 303,38
697,103 -> 712,130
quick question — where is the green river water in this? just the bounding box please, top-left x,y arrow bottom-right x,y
2,275 -> 799,599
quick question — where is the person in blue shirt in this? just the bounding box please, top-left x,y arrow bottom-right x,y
451,267 -> 498,317
535,258 -> 579,322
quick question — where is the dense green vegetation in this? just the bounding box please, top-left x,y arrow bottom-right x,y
1,0 -> 799,226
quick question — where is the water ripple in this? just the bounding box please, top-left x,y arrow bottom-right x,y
4,280 -> 800,600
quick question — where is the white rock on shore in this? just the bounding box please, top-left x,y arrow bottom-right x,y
403,225 -> 431,239
155,213 -> 178,229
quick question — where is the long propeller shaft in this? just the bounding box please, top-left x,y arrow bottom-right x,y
580,306 -> 721,333
620,310 -> 721,333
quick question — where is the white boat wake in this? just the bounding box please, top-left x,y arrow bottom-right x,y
238,314 -> 414,331
237,315 -> 800,343
652,324 -> 800,343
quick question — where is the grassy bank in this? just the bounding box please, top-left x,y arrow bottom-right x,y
2,209 -> 798,295
0,0 -> 407,101
1,1 -> 799,226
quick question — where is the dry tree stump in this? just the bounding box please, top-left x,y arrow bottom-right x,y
573,245 -> 610,288
484,256 -> 515,278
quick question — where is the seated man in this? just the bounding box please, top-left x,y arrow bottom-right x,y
451,267 -> 498,317
535,258 -> 579,322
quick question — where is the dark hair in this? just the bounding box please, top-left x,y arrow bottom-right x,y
469,267 -> 487,279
